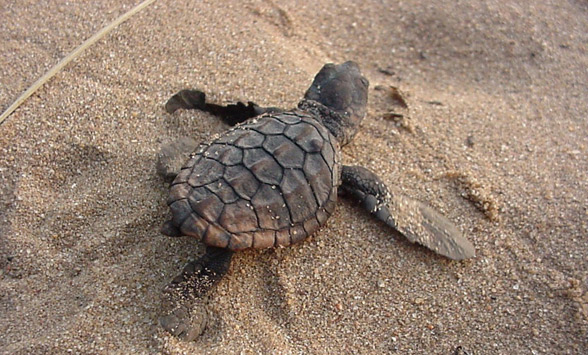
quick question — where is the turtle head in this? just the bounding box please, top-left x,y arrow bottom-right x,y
300,61 -> 369,146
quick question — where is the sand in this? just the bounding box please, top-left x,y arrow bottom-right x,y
1,0 -> 587,353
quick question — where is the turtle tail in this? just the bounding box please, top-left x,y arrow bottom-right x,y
161,220 -> 182,237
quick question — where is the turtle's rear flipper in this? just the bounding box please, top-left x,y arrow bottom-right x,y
166,89 -> 284,126
340,165 -> 475,260
165,246 -> 234,296
160,246 -> 234,341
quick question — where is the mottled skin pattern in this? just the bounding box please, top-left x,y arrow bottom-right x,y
158,62 -> 474,340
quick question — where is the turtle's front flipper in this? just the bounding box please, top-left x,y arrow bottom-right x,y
165,89 -> 284,126
340,165 -> 475,260
160,246 -> 234,341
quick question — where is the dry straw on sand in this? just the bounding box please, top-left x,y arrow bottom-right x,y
0,0 -> 156,126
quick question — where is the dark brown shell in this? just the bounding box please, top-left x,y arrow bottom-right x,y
167,111 -> 340,250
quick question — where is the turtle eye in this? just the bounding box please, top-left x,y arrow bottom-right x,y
360,77 -> 369,88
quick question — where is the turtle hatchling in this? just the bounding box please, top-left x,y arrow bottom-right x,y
157,61 -> 475,340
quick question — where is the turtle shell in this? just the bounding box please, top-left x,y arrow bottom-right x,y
167,111 -> 340,250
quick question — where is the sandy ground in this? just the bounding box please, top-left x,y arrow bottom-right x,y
1,0 -> 587,353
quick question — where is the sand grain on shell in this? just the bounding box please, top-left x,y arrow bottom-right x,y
1,0 -> 587,353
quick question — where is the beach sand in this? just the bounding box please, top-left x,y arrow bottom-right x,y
1,0 -> 587,353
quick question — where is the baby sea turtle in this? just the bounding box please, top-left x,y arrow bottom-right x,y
158,61 -> 475,340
